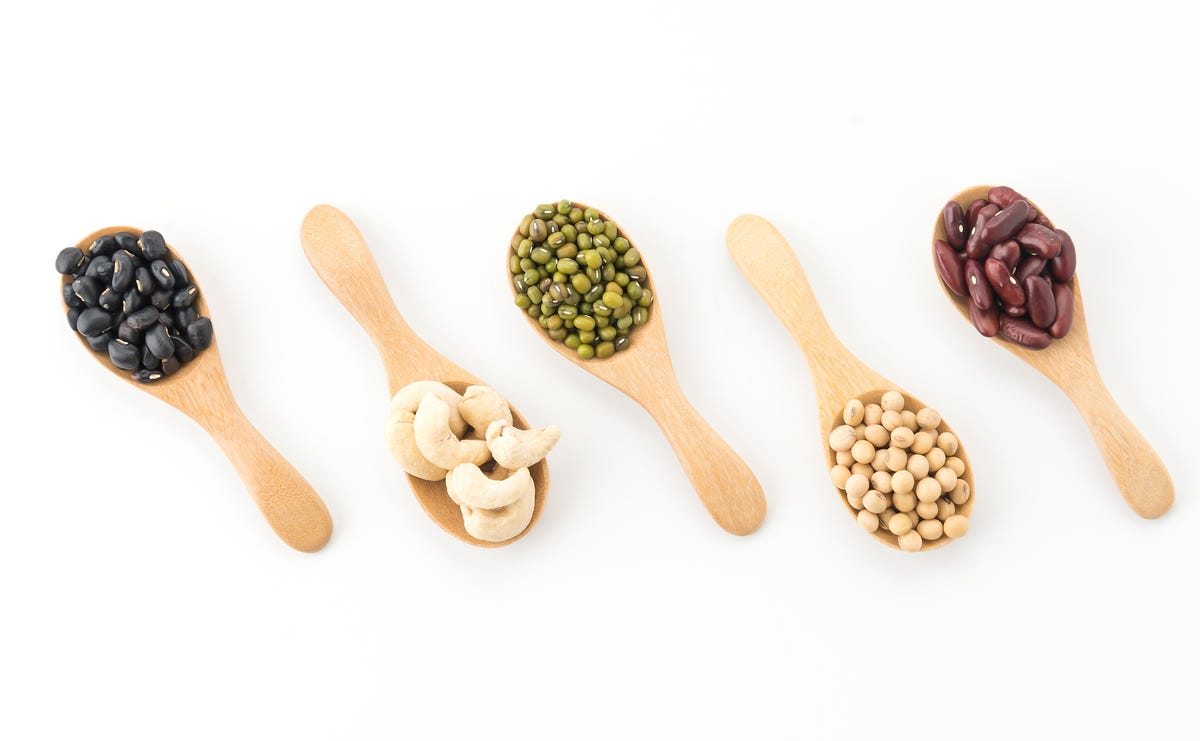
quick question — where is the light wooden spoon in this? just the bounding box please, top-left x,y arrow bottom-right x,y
727,215 -> 973,551
301,205 -> 547,547
507,203 -> 765,536
934,186 -> 1173,518
64,227 -> 333,552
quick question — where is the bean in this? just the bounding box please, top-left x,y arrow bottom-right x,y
89,235 -> 117,257
85,255 -> 113,281
55,247 -> 85,275
965,198 -> 989,226
122,288 -> 145,314
172,336 -> 195,364
968,301 -> 999,337
186,317 -> 214,350
1001,301 -> 1026,317
1048,282 -> 1074,339
86,330 -> 114,352
843,399 -> 865,426
132,368 -> 165,383
168,259 -> 190,285
138,230 -> 168,261
942,201 -> 966,249
1024,275 -> 1056,329
933,240 -> 967,296
1050,229 -> 1076,283
1014,255 -> 1047,283
108,339 -> 140,370
998,315 -> 1052,349
150,260 -> 176,290
964,204 -> 999,259
145,324 -> 174,359
98,288 -> 122,312
151,289 -> 173,311
916,519 -> 944,541
111,251 -> 135,292
529,219 -> 548,242
987,185 -> 1029,211
66,307 -> 81,331
62,283 -> 83,308
965,259 -> 993,310
984,257 -> 1025,306
126,307 -> 160,331
134,266 -> 153,295
1015,223 -> 1061,259
113,232 -> 138,253
73,276 -> 102,306
75,307 -> 112,336
989,240 -> 1021,270
117,320 -> 141,344
161,355 -> 181,376
979,199 -> 1031,244
943,515 -> 970,538
141,343 -> 160,370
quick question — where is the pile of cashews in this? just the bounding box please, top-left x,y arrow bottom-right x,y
385,381 -> 559,542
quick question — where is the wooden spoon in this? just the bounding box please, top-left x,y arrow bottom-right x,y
301,205 -> 547,547
507,203 -> 765,536
64,227 -> 333,552
727,215 -> 973,551
934,186 -> 1174,518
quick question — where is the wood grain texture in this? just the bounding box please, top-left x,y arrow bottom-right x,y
300,205 -> 547,547
727,215 -> 973,551
507,203 -> 766,536
66,227 -> 333,552
933,186 -> 1173,518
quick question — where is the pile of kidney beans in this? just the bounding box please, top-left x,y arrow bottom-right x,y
56,230 -> 213,382
934,186 -> 1076,349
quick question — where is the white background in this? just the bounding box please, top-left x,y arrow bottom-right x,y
2,1 -> 1196,738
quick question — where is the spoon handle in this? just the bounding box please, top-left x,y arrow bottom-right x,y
726,215 -> 882,394
300,205 -> 460,390
1056,366 -> 1174,518
641,378 -> 767,535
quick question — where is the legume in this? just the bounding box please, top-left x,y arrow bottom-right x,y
57,230 -> 212,383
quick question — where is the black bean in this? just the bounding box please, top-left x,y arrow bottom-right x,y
150,260 -> 175,290
107,339 -> 140,369
117,320 -> 142,344
126,307 -> 160,331
174,306 -> 197,328
141,343 -> 161,370
186,317 -> 213,350
98,288 -> 122,312
122,288 -> 146,314
55,247 -> 85,275
85,255 -> 113,282
72,276 -> 102,306
160,355 -> 181,376
62,283 -> 83,308
172,336 -> 195,364
151,289 -> 172,311
171,285 -> 199,308
86,330 -> 114,353
168,259 -> 190,285
132,368 -> 165,383
134,266 -> 154,296
111,251 -> 134,292
138,230 -> 168,261
114,232 -> 138,253
76,307 -> 112,336
145,324 -> 174,359
89,234 -> 117,257
67,307 -> 81,331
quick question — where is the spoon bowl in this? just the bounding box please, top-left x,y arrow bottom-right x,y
301,205 -> 546,547
507,202 -> 766,536
933,187 -> 1173,518
63,227 -> 333,552
728,214 -> 972,551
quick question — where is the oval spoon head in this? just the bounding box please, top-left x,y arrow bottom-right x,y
824,389 -> 974,552
65,226 -> 224,400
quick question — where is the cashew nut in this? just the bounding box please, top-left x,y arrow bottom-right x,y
414,393 -> 491,470
485,420 -> 561,469
391,381 -> 467,437
446,463 -> 533,510
384,409 -> 448,481
460,486 -> 535,542
457,385 -> 513,433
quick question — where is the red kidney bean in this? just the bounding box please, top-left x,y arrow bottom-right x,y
969,301 -> 999,337
1024,275 -> 1056,329
1001,301 -> 1026,317
964,204 -> 1000,260
989,240 -> 1021,270
1049,282 -> 1074,338
984,257 -> 1025,306
1050,228 -> 1076,282
942,201 -> 966,249
987,186 -> 1021,208
1014,255 -> 1047,283
999,315 -> 1052,349
965,259 -> 993,310
979,200 -> 1032,244
933,240 -> 967,296
1015,223 -> 1061,259
966,198 -> 989,226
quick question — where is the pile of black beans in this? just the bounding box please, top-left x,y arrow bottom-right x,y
56,230 -> 213,382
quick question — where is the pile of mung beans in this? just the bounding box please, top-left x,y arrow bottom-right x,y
935,185 -> 1077,349
509,201 -> 653,359
56,230 -> 213,383
828,391 -> 971,551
